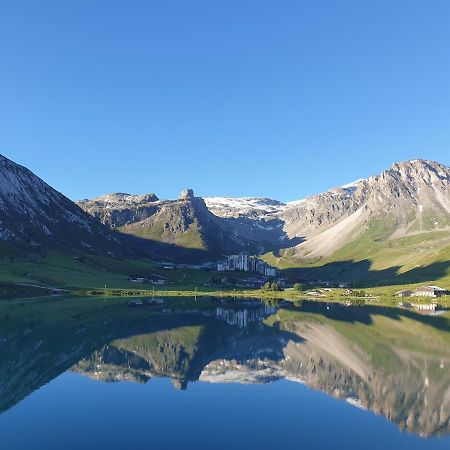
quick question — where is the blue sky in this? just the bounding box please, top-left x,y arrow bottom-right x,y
1,0 -> 449,202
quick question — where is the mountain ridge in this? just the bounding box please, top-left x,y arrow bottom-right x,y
1,154 -> 450,285
0,154 -> 133,257
77,158 -> 450,263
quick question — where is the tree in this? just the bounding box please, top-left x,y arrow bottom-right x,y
261,281 -> 282,292
293,283 -> 302,292
272,282 -> 282,291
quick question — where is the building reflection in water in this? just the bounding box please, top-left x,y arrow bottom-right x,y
216,302 -> 277,328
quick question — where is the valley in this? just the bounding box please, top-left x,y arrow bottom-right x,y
0,154 -> 450,295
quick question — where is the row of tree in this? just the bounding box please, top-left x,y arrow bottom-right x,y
261,282 -> 282,292
262,282 -> 303,292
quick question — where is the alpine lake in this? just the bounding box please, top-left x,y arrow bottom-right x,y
1,295 -> 449,450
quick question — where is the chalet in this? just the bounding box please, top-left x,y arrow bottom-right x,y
412,286 -> 448,298
396,290 -> 413,298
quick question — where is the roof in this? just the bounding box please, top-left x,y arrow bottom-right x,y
415,286 -> 446,292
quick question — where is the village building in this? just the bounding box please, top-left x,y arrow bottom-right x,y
412,286 -> 449,298
217,253 -> 277,277
396,290 -> 413,298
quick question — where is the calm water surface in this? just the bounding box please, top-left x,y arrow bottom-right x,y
1,296 -> 449,450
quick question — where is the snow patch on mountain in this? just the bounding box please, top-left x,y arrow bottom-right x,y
340,178 -> 365,194
205,197 -> 286,219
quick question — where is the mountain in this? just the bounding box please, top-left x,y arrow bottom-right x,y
76,159 -> 450,282
77,192 -> 160,225
2,154 -> 450,285
203,160 -> 450,262
282,160 -> 450,258
200,160 -> 450,284
265,160 -> 450,284
78,189 -> 297,259
0,154 -> 130,257
79,189 -> 242,255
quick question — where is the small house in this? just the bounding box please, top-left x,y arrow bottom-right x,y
396,290 -> 413,298
413,286 -> 448,298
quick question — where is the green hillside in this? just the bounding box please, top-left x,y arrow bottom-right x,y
264,223 -> 450,287
121,217 -> 206,250
0,251 -> 217,291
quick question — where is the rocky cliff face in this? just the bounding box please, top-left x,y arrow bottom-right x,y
76,159 -> 450,263
203,160 -> 450,262
6,153 -> 448,265
78,190 -> 296,258
77,192 -> 161,228
276,160 -> 450,258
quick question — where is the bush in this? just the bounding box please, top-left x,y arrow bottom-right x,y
353,290 -> 366,297
261,281 -> 282,292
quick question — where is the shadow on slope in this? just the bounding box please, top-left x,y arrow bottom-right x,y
283,259 -> 450,288
219,217 -> 305,253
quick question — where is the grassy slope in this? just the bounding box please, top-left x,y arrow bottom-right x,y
263,220 -> 450,287
0,252 -> 156,289
1,215 -> 449,293
120,219 -> 206,250
1,249 -> 450,301
0,251 -> 243,292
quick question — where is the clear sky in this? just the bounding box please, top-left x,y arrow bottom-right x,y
1,0 -> 449,202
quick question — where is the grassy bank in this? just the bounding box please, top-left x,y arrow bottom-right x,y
73,285 -> 450,309
1,250 -> 449,310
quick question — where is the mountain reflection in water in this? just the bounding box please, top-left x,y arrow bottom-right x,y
1,296 -> 449,439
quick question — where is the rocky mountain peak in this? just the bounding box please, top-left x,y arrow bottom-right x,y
179,189 -> 195,200
83,192 -> 159,205
388,159 -> 450,184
